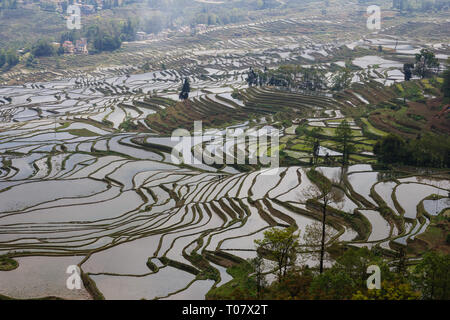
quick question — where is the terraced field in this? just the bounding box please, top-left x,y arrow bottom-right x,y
1,19 -> 449,300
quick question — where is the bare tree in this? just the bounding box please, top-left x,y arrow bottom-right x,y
302,221 -> 334,266
302,169 -> 343,274
248,254 -> 267,299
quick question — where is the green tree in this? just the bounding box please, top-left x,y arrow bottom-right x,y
254,227 -> 300,282
414,49 -> 439,79
333,247 -> 393,288
373,134 -> 406,164
403,63 -> 413,81
266,266 -> 314,299
24,53 -> 35,67
31,39 -> 55,57
248,254 -> 267,299
5,49 -> 18,66
413,252 -> 450,300
309,269 -> 356,299
0,49 -> 5,67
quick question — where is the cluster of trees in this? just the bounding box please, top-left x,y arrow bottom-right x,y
31,39 -> 55,57
331,67 -> 352,91
193,8 -> 247,26
0,16 -> 140,69
85,18 -> 137,52
0,49 -> 19,68
414,49 -> 440,79
0,0 -> 17,10
192,0 -> 280,26
246,65 -> 327,91
403,50 -> 440,81
335,120 -> 354,165
141,14 -> 165,35
60,18 -> 138,54
373,133 -> 450,168
229,225 -> 450,300
297,119 -> 354,166
393,0 -> 450,12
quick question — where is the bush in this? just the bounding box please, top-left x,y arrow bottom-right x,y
31,39 -> 55,57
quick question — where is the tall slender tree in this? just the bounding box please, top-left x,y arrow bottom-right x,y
335,120 -> 353,165
179,78 -> 190,100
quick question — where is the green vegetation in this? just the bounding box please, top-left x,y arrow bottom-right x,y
0,255 -> 18,271
31,39 -> 55,57
413,49 -> 440,79
254,227 -> 300,282
374,133 -> 450,168
393,0 -> 450,14
412,251 -> 450,300
206,262 -> 257,299
442,59 -> 450,98
248,65 -> 327,91
335,120 -> 353,165
210,245 -> 450,300
179,78 -> 191,100
65,129 -> 100,137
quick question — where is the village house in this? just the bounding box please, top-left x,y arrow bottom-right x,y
61,38 -> 88,54
75,38 -> 89,54
62,40 -> 75,54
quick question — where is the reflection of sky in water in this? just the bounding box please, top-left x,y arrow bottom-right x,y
423,198 -> 450,216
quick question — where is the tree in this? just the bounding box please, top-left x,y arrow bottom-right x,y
57,45 -> 65,56
334,247 -> 392,288
254,227 -> 300,282
24,53 -> 35,67
248,254 -> 267,299
394,247 -> 408,277
0,49 -> 5,68
413,252 -> 450,300
331,66 -> 352,91
246,67 -> 258,87
335,120 -> 353,165
304,170 -> 343,274
403,63 -> 413,81
373,134 -> 406,164
31,39 -> 55,57
442,59 -> 450,98
309,269 -> 356,299
120,18 -> 137,42
179,78 -> 190,100
304,128 -> 322,164
414,49 -> 439,79
5,49 -> 18,66
302,221 -> 334,267
265,266 -> 314,299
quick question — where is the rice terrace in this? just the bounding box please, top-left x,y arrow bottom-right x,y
0,0 -> 449,301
